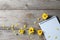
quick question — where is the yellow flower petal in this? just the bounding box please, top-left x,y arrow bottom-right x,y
24,24 -> 27,29
42,13 -> 48,20
37,30 -> 43,36
28,27 -> 35,35
18,29 -> 25,34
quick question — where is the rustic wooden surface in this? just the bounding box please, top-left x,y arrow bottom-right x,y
0,0 -> 60,40
0,0 -> 60,10
0,10 -> 60,40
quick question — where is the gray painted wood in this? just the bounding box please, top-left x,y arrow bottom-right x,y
0,0 -> 60,40
0,10 -> 60,28
0,10 -> 60,40
0,0 -> 60,10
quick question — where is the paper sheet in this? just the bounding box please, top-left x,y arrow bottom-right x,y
39,16 -> 60,40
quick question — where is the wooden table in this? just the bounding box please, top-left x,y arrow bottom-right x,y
0,0 -> 60,40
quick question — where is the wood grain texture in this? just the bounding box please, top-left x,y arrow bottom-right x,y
0,10 -> 60,40
0,0 -> 60,10
0,0 -> 60,40
0,10 -> 60,28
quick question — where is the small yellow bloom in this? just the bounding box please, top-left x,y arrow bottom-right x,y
28,27 -> 35,35
42,13 -> 48,20
37,30 -> 43,36
24,24 -> 27,29
18,29 -> 25,34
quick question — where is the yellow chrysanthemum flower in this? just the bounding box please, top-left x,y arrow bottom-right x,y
37,30 -> 43,36
18,29 -> 25,34
24,24 -> 27,29
28,27 -> 35,35
42,13 -> 48,20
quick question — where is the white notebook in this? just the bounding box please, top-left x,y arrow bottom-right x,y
39,16 -> 60,40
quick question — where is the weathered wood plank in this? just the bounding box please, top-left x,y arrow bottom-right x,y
0,30 -> 18,40
0,10 -> 60,40
0,30 -> 42,40
0,0 -> 60,9
0,10 -> 60,29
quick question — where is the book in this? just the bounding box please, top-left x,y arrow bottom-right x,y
39,16 -> 60,40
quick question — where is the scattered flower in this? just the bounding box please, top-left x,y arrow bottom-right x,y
18,29 -> 25,34
28,27 -> 35,35
24,24 -> 27,29
42,13 -> 48,20
37,30 -> 43,36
